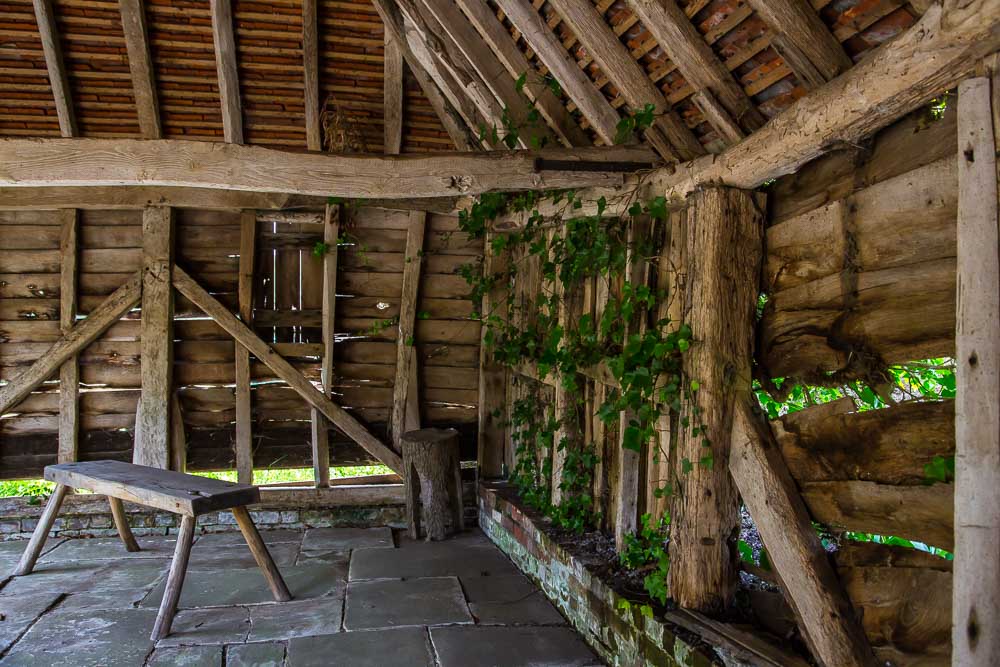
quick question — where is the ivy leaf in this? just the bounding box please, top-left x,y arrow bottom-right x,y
515,72 -> 527,93
681,458 -> 693,474
737,539 -> 754,565
623,425 -> 643,452
699,454 -> 714,470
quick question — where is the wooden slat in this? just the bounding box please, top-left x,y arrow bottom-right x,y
0,272 -> 142,415
953,73 -> 1000,666
626,0 -> 764,139
44,460 -> 259,516
119,0 -> 162,139
730,398 -> 877,667
311,204 -> 340,487
745,0 -> 851,88
383,32 -> 404,154
493,0 -> 621,146
0,139 -> 636,199
302,0 -> 322,151
31,0 -> 76,137
57,209 -> 79,463
209,0 -> 244,144
172,266 -> 403,473
543,0 -> 704,161
478,230 -> 507,478
392,211 -> 427,450
134,207 -> 173,470
0,186 -> 311,211
454,0 -> 589,148
235,211 -> 255,485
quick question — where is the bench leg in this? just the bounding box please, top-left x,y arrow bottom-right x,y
14,483 -> 69,576
108,497 -> 140,552
151,514 -> 196,641
232,506 -> 291,602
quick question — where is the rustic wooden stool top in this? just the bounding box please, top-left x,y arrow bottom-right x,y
15,460 -> 291,641
401,428 -> 464,542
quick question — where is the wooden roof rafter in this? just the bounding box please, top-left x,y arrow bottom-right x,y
30,0 -> 76,138
118,0 -> 161,139
209,0 -> 244,144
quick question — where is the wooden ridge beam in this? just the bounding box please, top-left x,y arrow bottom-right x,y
171,265 -> 404,473
32,0 -> 76,137
119,0 -> 161,139
209,0 -> 243,143
0,272 -> 142,415
745,0 -> 851,89
493,0 -> 622,146
371,0 -> 482,150
543,0 -> 705,161
391,211 -> 427,450
626,0 -> 765,139
57,209 -> 79,464
491,3 -> 1000,226
0,139 -> 649,198
454,0 -> 589,148
952,70 -> 1000,666
302,0 -> 322,151
418,0 -> 559,149
730,397 -> 876,667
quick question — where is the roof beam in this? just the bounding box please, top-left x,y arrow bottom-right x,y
543,0 -> 705,161
493,0 -> 622,146
745,0 -> 852,89
31,0 -> 76,137
454,0 -> 589,147
209,0 -> 244,143
119,0 -> 161,139
384,32 -> 404,154
0,139 -> 660,198
0,186 -> 319,211
626,0 -> 764,140
418,0 -> 559,149
492,2 -> 1000,224
371,0 -> 480,150
302,0 -> 322,150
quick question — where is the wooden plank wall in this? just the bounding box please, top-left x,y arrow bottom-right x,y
0,206 -> 480,478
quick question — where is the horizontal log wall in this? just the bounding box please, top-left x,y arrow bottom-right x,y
761,103 -> 959,666
0,205 -> 481,478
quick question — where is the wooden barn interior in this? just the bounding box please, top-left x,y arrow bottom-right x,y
0,0 -> 998,664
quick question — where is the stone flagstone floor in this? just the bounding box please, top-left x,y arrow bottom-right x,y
0,527 -> 601,666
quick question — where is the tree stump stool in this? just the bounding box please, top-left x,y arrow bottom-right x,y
401,427 -> 464,541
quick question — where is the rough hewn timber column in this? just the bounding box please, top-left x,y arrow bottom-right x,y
668,186 -> 764,612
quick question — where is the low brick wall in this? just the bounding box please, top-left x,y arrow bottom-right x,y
0,492 -> 406,541
480,483 -> 724,667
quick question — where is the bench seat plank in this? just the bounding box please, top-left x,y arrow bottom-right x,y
44,460 -> 259,516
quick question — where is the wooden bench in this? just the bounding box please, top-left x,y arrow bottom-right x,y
14,460 -> 292,641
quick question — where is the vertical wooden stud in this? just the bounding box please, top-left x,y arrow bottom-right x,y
58,209 -> 79,464
235,211 -> 255,485
392,210 -> 427,450
478,230 -> 508,479
953,73 -> 1000,667
311,204 -> 339,487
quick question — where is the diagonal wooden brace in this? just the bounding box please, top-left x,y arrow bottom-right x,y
171,265 -> 404,473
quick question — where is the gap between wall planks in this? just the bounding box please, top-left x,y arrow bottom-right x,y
57,209 -> 79,464
310,204 -> 340,488
134,207 -> 174,470
952,71 -> 1000,667
392,211 -> 428,450
235,210 -> 256,485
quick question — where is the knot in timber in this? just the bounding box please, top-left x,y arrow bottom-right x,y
449,175 -> 474,192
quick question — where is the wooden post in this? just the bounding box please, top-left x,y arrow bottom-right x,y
310,204 -> 339,487
668,186 -> 763,612
134,206 -> 173,470
953,72 -> 1000,667
392,211 -> 427,450
552,243 -> 584,505
478,230 -> 508,479
235,211 -> 255,485
58,209 -> 79,464
170,393 -> 186,473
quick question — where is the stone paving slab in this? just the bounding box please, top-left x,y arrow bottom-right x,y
225,642 -> 286,666
148,645 -> 223,667
349,532 -> 520,581
301,527 -> 393,552
155,606 -> 250,647
430,625 -> 601,667
188,542 -> 300,570
143,563 -> 345,609
0,608 -> 157,667
193,530 -> 302,548
41,536 -> 178,562
57,589 -> 151,613
293,548 -> 351,567
287,628 -> 433,667
0,593 -> 61,653
0,559 -> 114,597
247,597 -> 344,642
344,576 -> 472,630
460,573 -> 566,626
